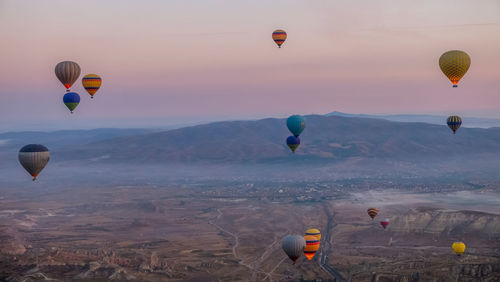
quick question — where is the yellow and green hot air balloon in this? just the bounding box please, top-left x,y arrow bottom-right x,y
452,242 -> 466,256
303,235 -> 320,261
82,74 -> 102,99
305,228 -> 321,240
272,29 -> 287,48
439,50 -> 471,88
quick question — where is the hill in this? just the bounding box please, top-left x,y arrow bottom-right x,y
327,111 -> 500,128
52,115 -> 500,163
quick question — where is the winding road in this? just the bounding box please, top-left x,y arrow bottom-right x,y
208,208 -> 286,281
319,202 -> 346,282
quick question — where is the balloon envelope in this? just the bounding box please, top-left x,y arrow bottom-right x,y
63,92 -> 80,113
287,115 -> 306,137
18,144 -> 50,181
380,218 -> 390,229
286,136 -> 300,153
303,235 -> 320,261
305,228 -> 321,240
55,61 -> 81,91
439,50 -> 470,87
282,235 -> 305,264
82,74 -> 102,98
367,208 -> 379,220
272,29 -> 287,48
447,116 -> 462,134
452,242 -> 466,256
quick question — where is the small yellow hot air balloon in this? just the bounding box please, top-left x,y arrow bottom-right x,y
82,74 -> 102,99
305,228 -> 321,240
272,29 -> 287,48
303,235 -> 320,261
452,242 -> 466,256
439,50 -> 471,88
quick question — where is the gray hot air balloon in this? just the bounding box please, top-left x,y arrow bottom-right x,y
55,61 -> 81,92
18,144 -> 50,181
282,235 -> 306,264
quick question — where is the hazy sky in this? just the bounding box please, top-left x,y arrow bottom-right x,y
0,0 -> 499,131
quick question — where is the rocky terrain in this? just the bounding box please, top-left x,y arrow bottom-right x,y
0,181 -> 498,281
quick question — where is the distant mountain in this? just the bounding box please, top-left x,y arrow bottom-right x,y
327,111 -> 500,128
52,115 -> 500,164
0,128 -> 156,152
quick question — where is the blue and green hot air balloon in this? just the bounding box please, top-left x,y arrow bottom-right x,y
63,92 -> 80,113
287,115 -> 306,137
286,136 -> 300,153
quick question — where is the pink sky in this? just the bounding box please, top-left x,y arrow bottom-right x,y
0,0 -> 499,130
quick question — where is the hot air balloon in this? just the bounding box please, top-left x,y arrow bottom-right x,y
303,235 -> 320,261
452,242 -> 466,256
367,208 -> 378,220
55,61 -> 81,92
447,116 -> 462,134
282,235 -> 305,264
63,92 -> 80,114
286,136 -> 300,153
439,50 -> 471,88
18,144 -> 50,181
286,115 -> 305,137
380,218 -> 389,229
82,74 -> 102,99
305,228 -> 321,240
272,29 -> 287,48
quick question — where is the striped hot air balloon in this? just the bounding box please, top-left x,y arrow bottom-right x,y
367,208 -> 379,220
286,136 -> 300,153
439,50 -> 470,88
82,74 -> 102,99
282,235 -> 305,264
55,61 -> 81,92
303,235 -> 320,261
447,116 -> 462,134
63,92 -> 80,113
18,144 -> 50,181
305,228 -> 321,240
272,29 -> 287,48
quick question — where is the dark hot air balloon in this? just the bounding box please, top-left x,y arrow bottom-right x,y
18,144 -> 50,181
282,235 -> 305,264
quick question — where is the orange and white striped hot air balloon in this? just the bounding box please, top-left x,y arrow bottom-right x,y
82,74 -> 102,99
303,235 -> 320,261
272,29 -> 287,48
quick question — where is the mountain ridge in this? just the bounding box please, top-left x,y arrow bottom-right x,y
51,115 -> 500,164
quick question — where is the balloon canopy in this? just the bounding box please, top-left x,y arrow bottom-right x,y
439,50 -> 471,88
18,144 -> 50,181
55,61 -> 81,91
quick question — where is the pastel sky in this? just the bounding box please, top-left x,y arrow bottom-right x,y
0,0 -> 499,131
